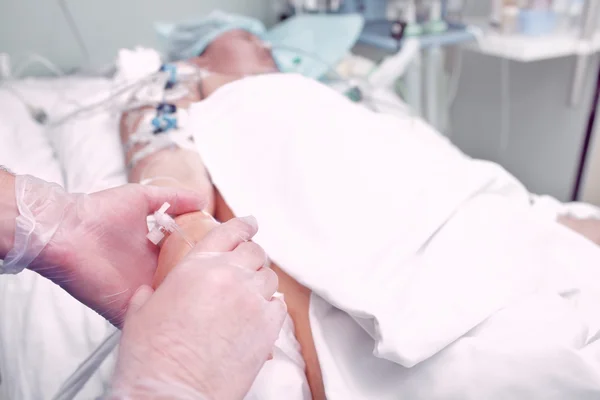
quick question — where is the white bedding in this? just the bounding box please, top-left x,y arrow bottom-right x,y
2,71 -> 600,399
0,78 -> 124,399
0,75 -> 310,399
0,82 -> 63,186
189,73 -> 600,399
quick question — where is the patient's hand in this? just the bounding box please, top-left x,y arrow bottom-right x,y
558,216 -> 600,246
112,218 -> 285,400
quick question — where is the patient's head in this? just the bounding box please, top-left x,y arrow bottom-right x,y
194,29 -> 278,76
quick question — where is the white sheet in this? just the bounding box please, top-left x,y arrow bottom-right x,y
0,83 -> 63,185
2,70 -> 600,399
190,73 -> 600,399
0,74 -> 310,399
46,79 -> 128,194
0,78 -> 122,399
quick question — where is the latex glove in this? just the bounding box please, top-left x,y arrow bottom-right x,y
2,174 -> 204,326
110,217 -> 286,400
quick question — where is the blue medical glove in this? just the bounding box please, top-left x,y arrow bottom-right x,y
110,218 -> 286,400
1,174 -> 205,327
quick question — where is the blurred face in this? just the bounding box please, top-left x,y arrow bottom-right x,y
197,29 -> 278,76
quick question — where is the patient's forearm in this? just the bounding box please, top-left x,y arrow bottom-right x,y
120,70 -> 239,154
119,71 -> 240,214
153,211 -> 218,287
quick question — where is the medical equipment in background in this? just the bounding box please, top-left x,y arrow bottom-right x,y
296,0 -> 345,12
368,38 -> 420,88
569,0 -> 600,106
490,0 -> 585,36
284,0 -> 473,129
327,0 -> 472,130
285,0 -> 463,25
442,1 -> 600,201
398,1 -> 423,114
478,0 -> 600,108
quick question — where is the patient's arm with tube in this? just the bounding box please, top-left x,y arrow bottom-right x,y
119,69 -> 240,213
119,68 -> 326,399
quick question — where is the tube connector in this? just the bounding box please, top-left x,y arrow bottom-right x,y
147,202 -> 195,248
147,202 -> 178,245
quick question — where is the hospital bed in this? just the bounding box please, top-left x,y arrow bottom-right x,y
0,38 -> 414,397
2,44 -> 600,399
0,76 -> 128,399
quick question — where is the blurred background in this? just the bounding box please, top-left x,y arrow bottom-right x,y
1,0 -> 600,204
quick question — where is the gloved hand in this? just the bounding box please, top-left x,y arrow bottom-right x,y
2,174 -> 204,327
110,217 -> 286,400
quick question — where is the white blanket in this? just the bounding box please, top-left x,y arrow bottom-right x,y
190,73 -> 600,399
0,79 -> 120,400
0,75 -> 310,399
2,71 -> 600,399
0,58 -> 171,389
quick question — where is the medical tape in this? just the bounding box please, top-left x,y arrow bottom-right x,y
127,129 -> 196,168
123,112 -> 157,151
128,140 -> 176,169
131,63 -> 206,105
125,111 -> 195,169
168,129 -> 197,152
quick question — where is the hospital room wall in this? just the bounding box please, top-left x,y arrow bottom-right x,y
449,53 -> 599,202
449,3 -> 600,202
0,0 -> 277,72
